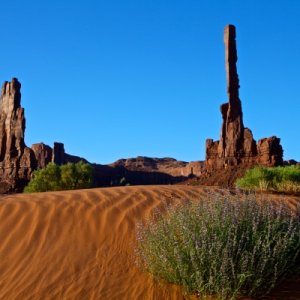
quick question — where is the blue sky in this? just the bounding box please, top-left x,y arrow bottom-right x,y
1,0 -> 299,164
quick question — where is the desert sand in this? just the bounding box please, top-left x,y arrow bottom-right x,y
0,185 -> 299,300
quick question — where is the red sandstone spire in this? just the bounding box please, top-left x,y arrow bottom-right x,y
218,24 -> 244,159
205,25 -> 283,171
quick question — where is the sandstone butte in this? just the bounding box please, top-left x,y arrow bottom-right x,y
0,25 -> 295,193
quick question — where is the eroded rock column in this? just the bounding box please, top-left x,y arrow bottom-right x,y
205,25 -> 283,171
0,78 -> 25,161
218,25 -> 244,161
0,78 -> 36,191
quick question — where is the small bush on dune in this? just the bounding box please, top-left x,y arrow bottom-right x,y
136,194 -> 300,299
236,166 -> 300,193
60,161 -> 93,190
24,163 -> 61,193
24,161 -> 93,193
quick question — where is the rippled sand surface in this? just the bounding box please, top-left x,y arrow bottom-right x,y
0,185 -> 299,300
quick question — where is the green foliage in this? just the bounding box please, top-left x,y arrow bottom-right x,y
24,161 -> 93,193
136,194 -> 300,299
236,166 -> 300,193
24,163 -> 61,193
61,161 -> 93,190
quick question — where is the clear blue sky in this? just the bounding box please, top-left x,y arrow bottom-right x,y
1,0 -> 299,164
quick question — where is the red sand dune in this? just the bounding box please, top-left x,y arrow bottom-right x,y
0,185 -> 299,300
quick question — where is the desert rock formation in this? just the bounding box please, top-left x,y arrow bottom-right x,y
0,79 -> 187,192
0,78 -> 195,191
0,79 -> 36,191
0,25 -> 290,191
110,157 -> 204,177
205,25 -> 283,171
0,79 -> 87,192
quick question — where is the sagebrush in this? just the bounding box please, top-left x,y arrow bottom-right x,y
136,193 -> 300,299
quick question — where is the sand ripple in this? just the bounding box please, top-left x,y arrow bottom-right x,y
0,186 -> 299,300
0,185 -> 208,300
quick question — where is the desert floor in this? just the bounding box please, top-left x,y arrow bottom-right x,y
0,185 -> 299,300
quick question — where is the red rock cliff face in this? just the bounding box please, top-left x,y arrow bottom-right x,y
0,78 -> 36,191
0,78 -> 88,192
206,25 -> 283,170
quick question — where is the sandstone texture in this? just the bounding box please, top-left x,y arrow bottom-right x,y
0,79 -> 89,192
110,156 -> 205,177
205,25 -> 283,173
91,157 -> 204,187
31,143 -> 52,169
0,79 -> 35,192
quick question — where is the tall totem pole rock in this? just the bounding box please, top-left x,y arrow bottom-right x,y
206,25 -> 283,170
218,25 -> 243,160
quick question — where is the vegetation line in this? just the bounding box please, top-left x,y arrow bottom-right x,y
236,165 -> 300,193
24,161 -> 93,193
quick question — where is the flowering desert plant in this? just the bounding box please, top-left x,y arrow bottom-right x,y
136,193 -> 300,299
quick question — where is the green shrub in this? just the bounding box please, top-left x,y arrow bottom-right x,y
24,161 -> 93,193
24,163 -> 61,193
136,194 -> 300,299
61,161 -> 93,190
236,166 -> 300,193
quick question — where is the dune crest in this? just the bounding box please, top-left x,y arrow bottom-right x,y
0,185 -> 209,300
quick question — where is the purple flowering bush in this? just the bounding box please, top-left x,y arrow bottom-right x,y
136,193 -> 300,299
